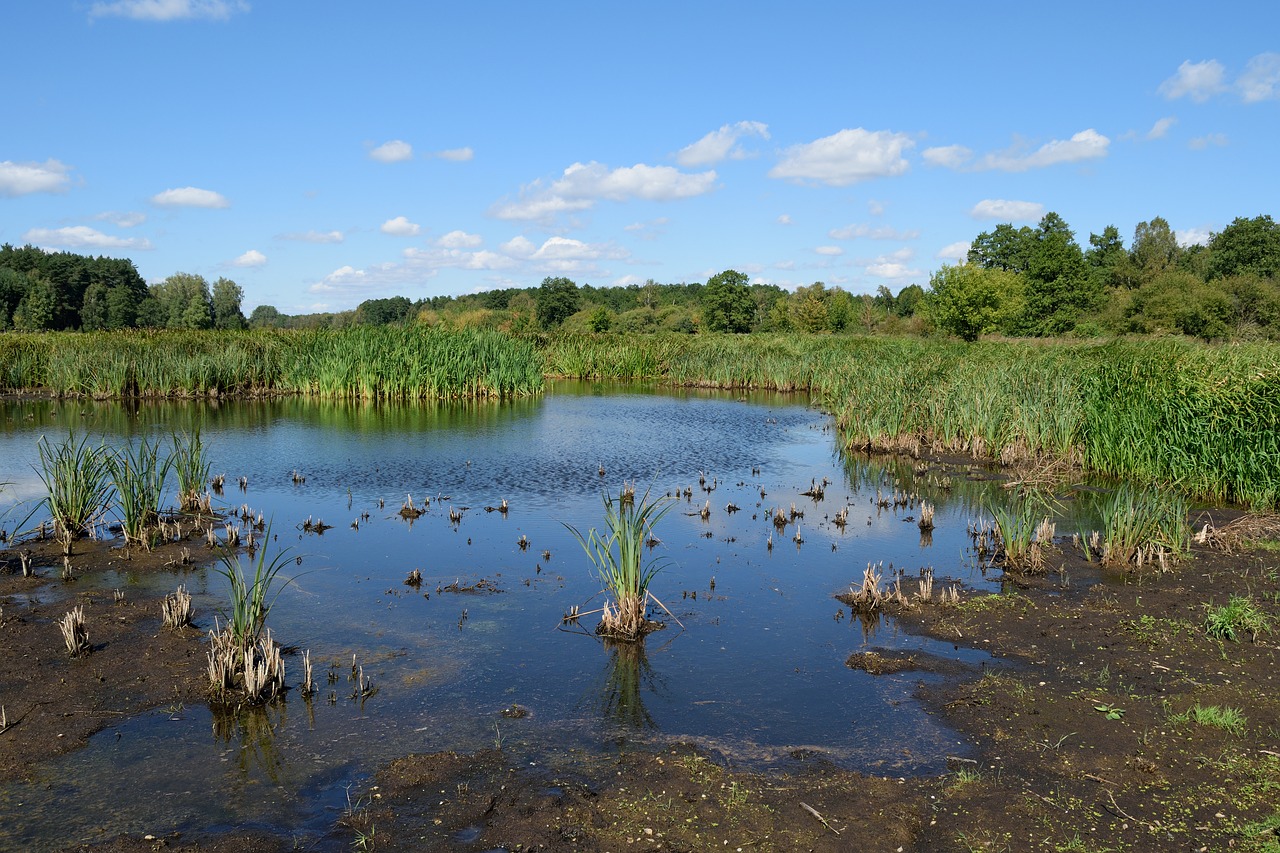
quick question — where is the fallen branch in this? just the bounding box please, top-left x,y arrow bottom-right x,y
800,801 -> 840,836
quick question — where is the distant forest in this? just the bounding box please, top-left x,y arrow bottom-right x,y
3,212 -> 1278,341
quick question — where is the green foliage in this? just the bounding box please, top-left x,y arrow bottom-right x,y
587,305 -> 613,333
1204,595 -> 1272,642
354,295 -> 412,326
1096,483 -> 1189,569
701,269 -> 755,333
1175,703 -> 1247,735
536,276 -> 580,329
1208,215 -> 1280,280
1022,212 -> 1095,335
211,277 -> 247,330
35,433 -> 113,538
925,263 -> 1024,341
215,527 -> 295,650
565,487 -> 675,640
108,436 -> 173,546
170,430 -> 210,512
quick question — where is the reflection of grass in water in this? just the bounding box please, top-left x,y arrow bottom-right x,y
593,640 -> 665,730
212,702 -> 288,785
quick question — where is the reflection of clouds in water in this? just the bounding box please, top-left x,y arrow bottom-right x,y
0,471 -> 46,508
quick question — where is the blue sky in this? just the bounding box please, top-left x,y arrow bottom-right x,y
2,1 -> 1278,313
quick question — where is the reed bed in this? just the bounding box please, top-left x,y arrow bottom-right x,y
34,434 -> 113,540
109,437 -> 173,547
0,327 -> 543,400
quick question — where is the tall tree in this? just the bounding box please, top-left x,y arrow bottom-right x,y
1131,217 -> 1180,279
211,277 -> 247,329
968,223 -> 1035,272
535,276 -> 580,329
701,269 -> 755,332
1207,215 -> 1280,280
1022,213 -> 1092,335
926,263 -> 1024,341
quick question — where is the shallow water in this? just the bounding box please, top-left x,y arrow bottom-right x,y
0,383 -> 1011,849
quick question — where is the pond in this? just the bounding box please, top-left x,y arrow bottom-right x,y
0,383 -> 1011,848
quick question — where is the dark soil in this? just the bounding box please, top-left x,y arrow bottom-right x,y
6,523 -> 1280,852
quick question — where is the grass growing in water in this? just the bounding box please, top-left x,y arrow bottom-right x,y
1097,484 -> 1189,570
34,433 -> 112,540
108,436 -> 172,547
214,526 -> 294,650
565,487 -> 675,641
170,429 -> 210,512
988,492 -> 1054,573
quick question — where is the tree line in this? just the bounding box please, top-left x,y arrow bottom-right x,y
5,211 -> 1278,341
0,244 -> 246,332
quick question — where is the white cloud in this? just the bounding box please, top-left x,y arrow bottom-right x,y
1159,59 -> 1227,102
1189,133 -> 1229,150
768,128 -> 913,186
402,247 -> 513,271
89,0 -> 248,21
1145,116 -> 1177,140
94,210 -> 146,227
978,129 -> 1110,171
1176,226 -> 1214,247
814,246 -> 844,256
369,140 -> 413,163
828,223 -> 920,241
970,199 -> 1044,221
491,161 -> 716,221
863,249 -> 922,280
622,217 -> 668,240
231,249 -> 267,267
936,241 -> 971,262
776,214 -> 792,225
435,147 -> 474,162
867,199 -> 885,216
500,236 -> 537,258
380,216 -> 421,236
436,230 -> 483,249
1238,53 -> 1280,103
0,159 -> 74,196
922,144 -> 972,169
277,229 -> 344,243
151,186 -> 229,208
675,121 -> 770,167
21,225 -> 152,251
612,274 -> 647,287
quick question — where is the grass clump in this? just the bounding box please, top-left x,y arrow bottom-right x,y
566,487 -> 675,641
1174,703 -> 1248,735
108,436 -> 172,547
988,492 -> 1055,573
1204,595 -> 1272,642
170,429 -> 211,512
34,433 -> 112,541
1097,483 -> 1189,570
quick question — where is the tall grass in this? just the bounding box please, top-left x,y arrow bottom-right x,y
1096,484 -> 1189,570
34,433 -> 113,539
214,525 -> 294,650
565,487 -> 675,641
170,430 -> 210,512
108,437 -> 172,546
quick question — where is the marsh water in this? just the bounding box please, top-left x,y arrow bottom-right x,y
0,383 -> 1015,848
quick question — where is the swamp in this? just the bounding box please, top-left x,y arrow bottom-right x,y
1,331 -> 1279,852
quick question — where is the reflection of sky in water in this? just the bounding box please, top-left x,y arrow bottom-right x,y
0,384 -> 1010,849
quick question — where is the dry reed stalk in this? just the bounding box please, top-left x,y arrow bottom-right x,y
301,649 -> 315,697
162,585 -> 192,629
918,501 -> 935,531
59,605 -> 89,656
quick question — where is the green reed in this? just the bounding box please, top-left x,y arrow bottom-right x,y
565,486 -> 675,641
215,526 -> 294,650
1095,484 -> 1189,570
170,429 -> 211,512
34,433 -> 113,539
108,436 -> 172,546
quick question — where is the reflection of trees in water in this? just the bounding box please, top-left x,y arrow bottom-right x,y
211,702 -> 288,785
588,639 -> 669,731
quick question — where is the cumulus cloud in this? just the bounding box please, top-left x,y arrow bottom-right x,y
436,230 -> 483,249
1189,133 -> 1229,150
978,129 -> 1110,171
309,234 -> 629,299
89,0 -> 248,21
922,145 -> 972,169
675,121 -> 770,167
231,249 -> 267,267
936,241 -> 971,262
277,229 -> 344,243
970,199 -> 1044,221
828,223 -> 920,241
491,161 -> 716,221
814,246 -> 844,256
94,210 -> 147,227
1159,59 -> 1227,102
0,159 -> 74,196
862,248 -> 922,280
435,147 -> 474,162
1238,53 -> 1280,102
768,128 -> 913,186
151,186 -> 229,208
380,216 -> 421,236
369,140 -> 413,163
21,225 -> 152,251
1176,227 -> 1214,247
